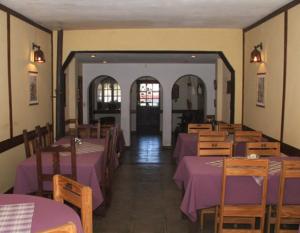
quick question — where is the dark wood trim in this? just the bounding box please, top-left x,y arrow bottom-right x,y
0,3 -> 51,34
281,143 -> 300,156
4,187 -> 13,194
28,71 -> 38,74
243,0 -> 300,32
280,11 -> 288,142
131,109 -> 163,114
0,126 -> 48,154
242,31 -> 245,125
94,110 -> 121,114
242,125 -> 277,142
7,13 -> 13,138
51,32 -> 54,126
56,30 -> 64,139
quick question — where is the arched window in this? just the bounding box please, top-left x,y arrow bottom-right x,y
96,77 -> 121,104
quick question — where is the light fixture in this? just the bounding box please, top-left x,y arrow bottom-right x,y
32,43 -> 45,63
191,55 -> 196,58
250,43 -> 263,63
91,54 -> 96,58
102,60 -> 107,64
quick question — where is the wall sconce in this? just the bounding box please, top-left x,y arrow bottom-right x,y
32,43 -> 45,63
250,43 -> 263,63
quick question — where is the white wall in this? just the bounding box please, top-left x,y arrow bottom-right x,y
83,63 -> 215,146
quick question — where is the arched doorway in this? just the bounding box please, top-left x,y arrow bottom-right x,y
130,76 -> 162,135
172,74 -> 207,134
88,75 -> 121,126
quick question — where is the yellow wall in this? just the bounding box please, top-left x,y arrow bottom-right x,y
243,14 -> 285,140
10,16 -> 52,135
62,28 -> 243,122
0,11 -> 9,141
0,11 -> 52,192
283,5 -> 300,148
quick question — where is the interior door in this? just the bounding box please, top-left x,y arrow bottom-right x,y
136,80 -> 160,134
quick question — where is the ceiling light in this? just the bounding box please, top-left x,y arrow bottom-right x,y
250,43 -> 263,63
191,55 -> 196,58
91,54 -> 96,58
102,60 -> 107,64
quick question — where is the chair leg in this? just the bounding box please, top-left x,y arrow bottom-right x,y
199,210 -> 204,230
266,205 -> 272,233
214,207 -> 219,233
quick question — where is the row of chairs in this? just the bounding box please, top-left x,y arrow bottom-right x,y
198,141 -> 281,157
209,159 -> 300,233
187,123 -> 243,134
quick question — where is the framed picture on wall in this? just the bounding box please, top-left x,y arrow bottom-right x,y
256,73 -> 266,107
29,71 -> 38,105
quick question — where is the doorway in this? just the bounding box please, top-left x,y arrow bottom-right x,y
131,77 -> 162,135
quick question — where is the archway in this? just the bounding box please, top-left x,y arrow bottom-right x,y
88,75 -> 121,127
172,74 -> 207,135
130,76 -> 163,135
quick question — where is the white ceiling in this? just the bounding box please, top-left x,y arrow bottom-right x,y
0,0 -> 292,30
75,52 -> 219,64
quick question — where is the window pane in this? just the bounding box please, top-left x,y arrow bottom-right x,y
153,84 -> 159,91
118,97 -> 121,102
147,91 -> 152,99
140,92 -> 146,99
153,92 -> 159,99
146,84 -> 153,91
152,102 -> 159,107
140,84 -> 146,91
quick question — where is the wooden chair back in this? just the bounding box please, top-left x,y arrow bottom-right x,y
275,160 -> 300,233
188,123 -> 212,134
234,130 -> 262,142
35,137 -> 77,196
35,125 -> 50,148
67,119 -> 78,137
46,123 -> 54,145
39,222 -> 77,233
218,123 -> 242,133
197,142 -> 233,157
53,175 -> 92,233
219,158 -> 269,233
77,125 -> 91,138
246,142 -> 281,157
90,121 -> 101,139
23,129 -> 37,158
198,131 -> 227,142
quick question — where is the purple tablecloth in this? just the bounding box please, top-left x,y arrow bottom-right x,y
14,138 -> 104,210
0,194 -> 83,233
173,133 -> 247,162
173,156 -> 300,222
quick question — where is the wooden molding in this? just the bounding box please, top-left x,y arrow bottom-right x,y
7,13 -> 13,138
0,3 -> 51,34
0,126 -> 47,154
243,0 -> 300,32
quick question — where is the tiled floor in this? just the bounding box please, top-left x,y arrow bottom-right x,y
94,135 -> 213,233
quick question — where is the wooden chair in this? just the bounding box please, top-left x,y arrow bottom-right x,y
198,131 -> 228,142
246,142 -> 281,157
216,158 -> 269,233
218,123 -> 242,133
234,131 -> 262,142
66,119 -> 78,136
197,142 -> 233,157
100,129 -> 114,207
266,161 -> 300,233
53,175 -> 92,233
35,125 -> 51,148
77,125 -> 91,138
90,121 -> 101,139
46,123 -> 54,145
39,222 -> 77,233
188,123 -> 212,134
197,141 -> 233,230
35,137 -> 77,196
23,129 -> 38,158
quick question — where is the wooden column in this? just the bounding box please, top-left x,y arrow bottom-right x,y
55,30 -> 65,139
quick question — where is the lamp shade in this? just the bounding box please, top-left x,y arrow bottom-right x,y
34,48 -> 45,63
250,48 -> 262,63
250,43 -> 263,63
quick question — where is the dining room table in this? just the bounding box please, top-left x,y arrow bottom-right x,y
173,132 -> 267,163
0,194 -> 83,233
173,156 -> 300,222
13,137 -> 105,210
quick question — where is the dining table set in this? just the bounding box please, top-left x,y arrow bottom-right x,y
173,123 -> 300,232
0,122 -> 125,232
